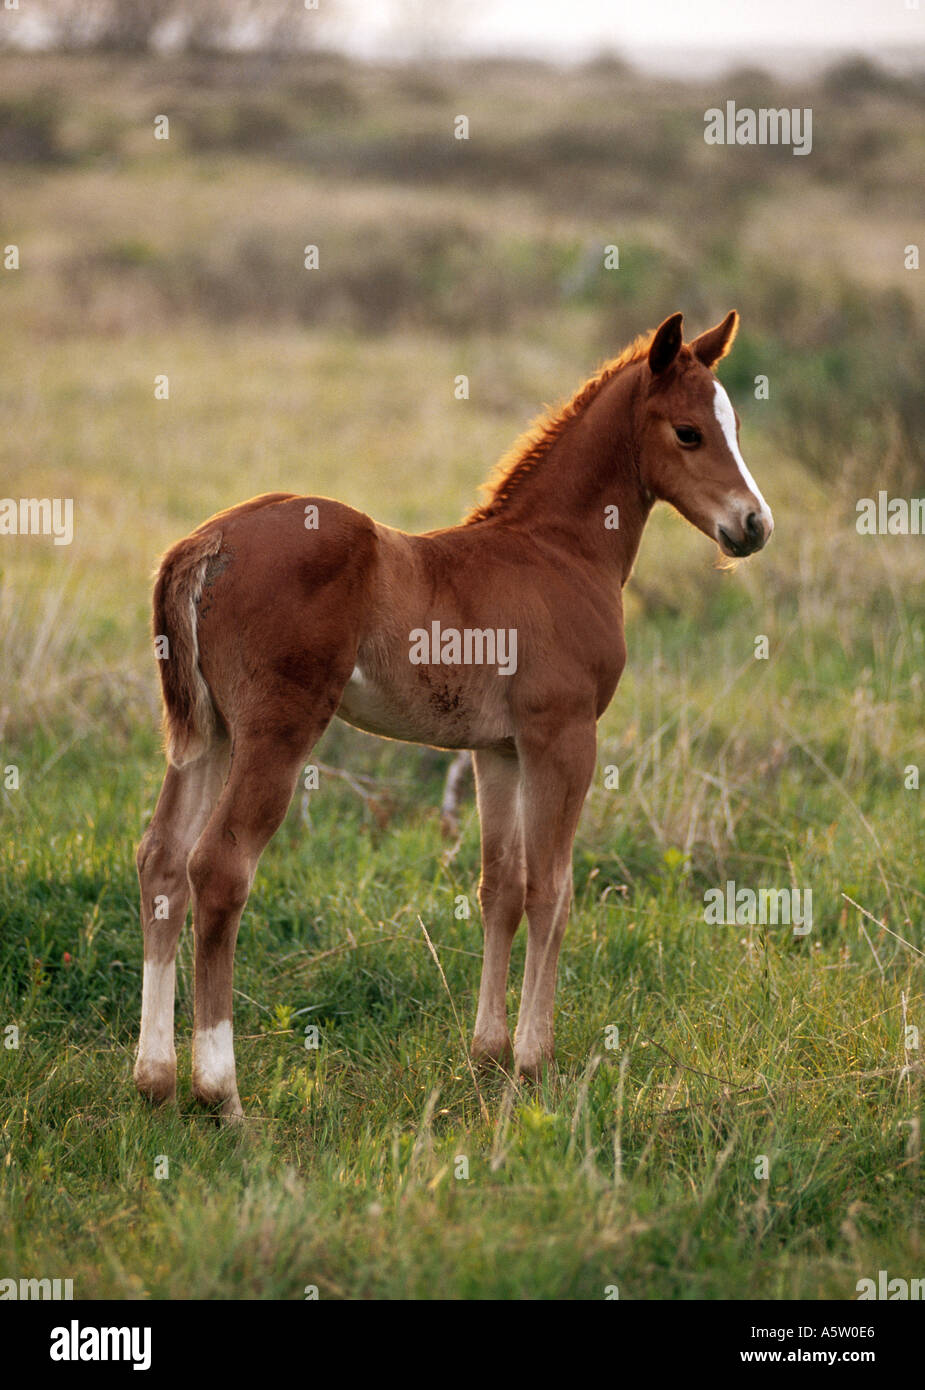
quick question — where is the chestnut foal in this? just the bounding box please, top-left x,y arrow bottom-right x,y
134,311 -> 773,1117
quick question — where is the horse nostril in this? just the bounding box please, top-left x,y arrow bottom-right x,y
745,512 -> 764,544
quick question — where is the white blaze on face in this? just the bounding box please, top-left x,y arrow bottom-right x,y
712,380 -> 773,532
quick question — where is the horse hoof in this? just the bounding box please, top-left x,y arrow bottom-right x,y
513,1052 -> 556,1083
134,1061 -> 177,1105
220,1095 -> 245,1123
471,1034 -> 513,1069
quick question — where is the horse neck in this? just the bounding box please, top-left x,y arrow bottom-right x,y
494,361 -> 652,587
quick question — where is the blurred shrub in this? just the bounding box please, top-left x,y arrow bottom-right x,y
183,101 -> 298,152
0,91 -> 65,163
823,56 -> 907,99
15,0 -> 318,55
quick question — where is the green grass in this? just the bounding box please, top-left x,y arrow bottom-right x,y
0,49 -> 923,1301
1,574 -> 922,1298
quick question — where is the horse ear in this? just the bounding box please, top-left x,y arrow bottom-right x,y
691,310 -> 739,367
648,313 -> 684,374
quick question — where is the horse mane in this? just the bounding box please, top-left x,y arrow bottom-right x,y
464,329 -> 655,524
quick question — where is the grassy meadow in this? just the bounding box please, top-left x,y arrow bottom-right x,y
0,51 -> 923,1300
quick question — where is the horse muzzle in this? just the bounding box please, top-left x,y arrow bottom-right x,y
717,508 -> 772,557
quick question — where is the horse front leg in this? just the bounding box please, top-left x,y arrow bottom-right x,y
471,747 -> 525,1066
513,719 -> 597,1080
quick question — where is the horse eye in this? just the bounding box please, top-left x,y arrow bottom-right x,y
674,426 -> 701,447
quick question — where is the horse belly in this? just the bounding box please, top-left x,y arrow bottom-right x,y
335,664 -> 508,750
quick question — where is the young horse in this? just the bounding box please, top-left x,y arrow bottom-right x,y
134,310 -> 773,1117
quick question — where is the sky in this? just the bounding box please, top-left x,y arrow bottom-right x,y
333,0 -> 925,70
8,0 -> 924,71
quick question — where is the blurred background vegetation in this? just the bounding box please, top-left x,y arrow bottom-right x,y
1,18 -> 923,722
0,0 -> 922,841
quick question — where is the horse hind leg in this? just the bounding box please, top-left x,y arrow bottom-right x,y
134,738 -> 230,1104
186,715 -> 336,1119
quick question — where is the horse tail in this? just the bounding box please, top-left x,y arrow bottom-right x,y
152,529 -> 224,768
